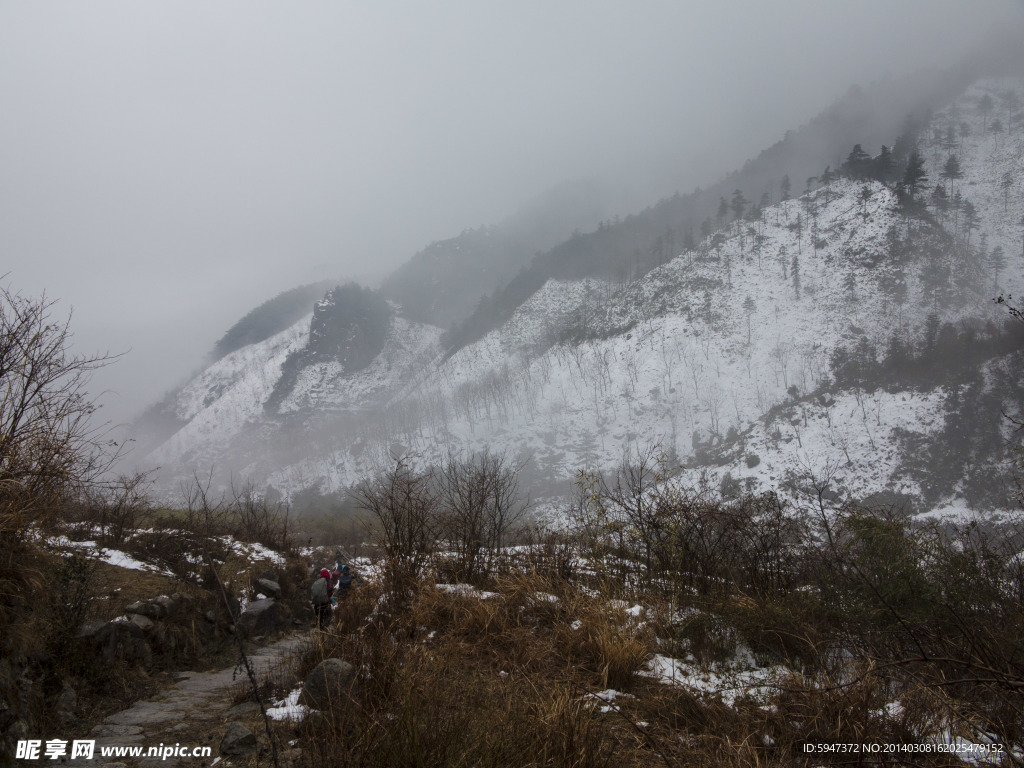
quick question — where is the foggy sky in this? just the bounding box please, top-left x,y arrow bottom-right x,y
1,1 -> 1020,427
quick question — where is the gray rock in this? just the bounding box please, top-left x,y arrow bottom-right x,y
153,594 -> 176,615
237,598 -> 281,637
223,700 -> 261,720
220,722 -> 257,756
88,621 -> 152,669
255,578 -> 282,599
299,658 -> 356,711
203,610 -> 217,623
125,600 -> 163,619
130,614 -> 155,633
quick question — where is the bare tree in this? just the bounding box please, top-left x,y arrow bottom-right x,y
437,449 -> 528,582
226,476 -> 292,551
591,444 -> 667,579
1,283 -> 120,539
81,471 -> 152,546
352,455 -> 438,587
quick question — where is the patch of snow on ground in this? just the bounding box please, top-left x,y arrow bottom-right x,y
220,536 -> 286,565
267,688 -> 310,722
435,583 -> 498,599
644,652 -> 782,708
48,537 -> 175,577
584,688 -> 635,713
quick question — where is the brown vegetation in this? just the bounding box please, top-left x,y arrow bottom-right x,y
293,451 -> 1024,766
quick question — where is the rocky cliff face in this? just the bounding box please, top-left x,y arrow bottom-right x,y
308,284 -> 391,372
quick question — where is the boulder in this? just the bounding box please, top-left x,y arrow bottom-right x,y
125,599 -> 165,619
220,722 -> 256,756
237,598 -> 281,637
298,658 -> 356,711
153,595 -> 177,616
129,614 -> 155,633
255,578 -> 282,599
85,621 -> 152,669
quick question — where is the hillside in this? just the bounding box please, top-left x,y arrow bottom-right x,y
380,178 -> 617,330
139,76 -> 1024,519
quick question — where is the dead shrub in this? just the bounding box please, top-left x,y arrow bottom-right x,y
667,609 -> 738,666
298,637 -> 619,768
73,473 -> 153,547
557,601 -> 653,690
226,477 -> 294,551
435,449 -> 529,584
352,458 -> 438,592
525,688 -> 617,768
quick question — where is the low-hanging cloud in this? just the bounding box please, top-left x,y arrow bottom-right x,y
0,0 -> 1019,426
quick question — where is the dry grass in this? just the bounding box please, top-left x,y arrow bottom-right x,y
292,571 -> 721,768
287,554 -> 1024,768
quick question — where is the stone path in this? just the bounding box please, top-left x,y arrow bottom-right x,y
65,634 -> 308,768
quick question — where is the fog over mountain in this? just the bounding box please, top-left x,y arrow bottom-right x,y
1,2 -> 1021,427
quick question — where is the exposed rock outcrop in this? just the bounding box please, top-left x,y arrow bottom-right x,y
220,722 -> 256,756
299,658 -> 356,711
237,598 -> 283,637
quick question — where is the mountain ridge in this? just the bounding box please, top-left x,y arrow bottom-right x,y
136,73 -> 1024,521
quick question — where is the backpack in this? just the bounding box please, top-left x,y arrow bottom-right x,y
310,577 -> 330,605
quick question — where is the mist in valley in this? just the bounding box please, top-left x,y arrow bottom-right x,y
2,1 -> 1019,433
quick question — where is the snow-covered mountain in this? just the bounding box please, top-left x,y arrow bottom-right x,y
139,77 -> 1024,520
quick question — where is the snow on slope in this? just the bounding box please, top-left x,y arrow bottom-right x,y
150,77 -> 1024,514
151,314 -> 311,466
929,78 -> 1024,284
268,179 -> 919,495
269,75 -> 1024,506
280,316 -> 443,414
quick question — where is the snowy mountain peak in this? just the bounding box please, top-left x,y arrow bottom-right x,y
140,77 -> 1024,519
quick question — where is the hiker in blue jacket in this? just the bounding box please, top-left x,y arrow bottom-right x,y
334,564 -> 355,599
